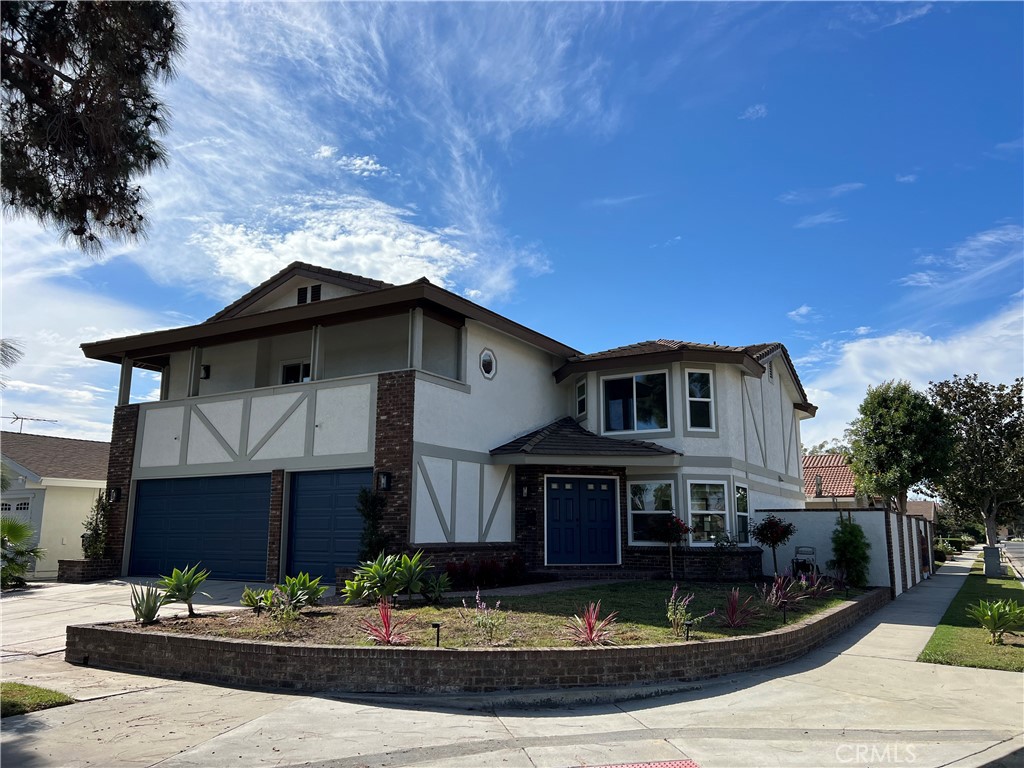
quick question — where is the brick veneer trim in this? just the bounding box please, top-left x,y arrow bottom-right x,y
105,404 -> 140,571
57,559 -> 120,583
66,588 -> 888,694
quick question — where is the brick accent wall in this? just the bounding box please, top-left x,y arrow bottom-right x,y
104,404 -> 140,571
57,559 -> 119,583
65,588 -> 889,694
266,469 -> 285,582
374,371 -> 415,547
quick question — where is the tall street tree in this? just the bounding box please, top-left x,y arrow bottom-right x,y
2,1 -> 183,252
927,375 -> 1024,547
846,380 -> 954,515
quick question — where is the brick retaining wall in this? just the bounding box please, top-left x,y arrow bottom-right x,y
57,559 -> 120,583
65,588 -> 889,694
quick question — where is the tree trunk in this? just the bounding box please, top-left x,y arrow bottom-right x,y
984,505 -> 999,547
897,489 -> 908,516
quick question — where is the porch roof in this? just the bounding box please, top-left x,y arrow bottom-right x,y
490,417 -> 678,461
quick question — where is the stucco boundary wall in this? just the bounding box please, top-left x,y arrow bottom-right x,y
65,588 -> 888,694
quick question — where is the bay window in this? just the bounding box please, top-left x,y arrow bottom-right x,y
689,481 -> 727,544
736,484 -> 750,544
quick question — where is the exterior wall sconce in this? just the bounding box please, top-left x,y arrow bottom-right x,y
107,487 -> 122,503
200,365 -> 211,380
521,484 -> 529,498
377,471 -> 393,492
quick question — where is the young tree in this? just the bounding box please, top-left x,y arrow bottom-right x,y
751,514 -> 796,576
2,1 -> 184,251
846,381 -> 954,515
927,375 -> 1024,546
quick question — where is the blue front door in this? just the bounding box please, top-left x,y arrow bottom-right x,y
546,477 -> 618,565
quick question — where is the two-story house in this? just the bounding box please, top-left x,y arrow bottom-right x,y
81,262 -> 816,584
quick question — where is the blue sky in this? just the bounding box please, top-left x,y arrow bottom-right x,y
2,1 -> 1022,446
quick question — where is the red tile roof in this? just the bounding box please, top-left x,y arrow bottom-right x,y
1,431 -> 109,481
802,453 -> 856,498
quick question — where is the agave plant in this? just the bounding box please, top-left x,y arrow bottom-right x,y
396,550 -> 431,603
566,600 -> 618,646
358,599 -> 412,646
240,586 -> 274,615
344,552 -> 402,603
421,571 -> 452,604
966,599 -> 1024,645
157,564 -> 210,617
130,583 -> 162,625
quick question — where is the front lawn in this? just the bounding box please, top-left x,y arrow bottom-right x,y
918,555 -> 1024,672
125,580 -> 849,648
0,683 -> 75,718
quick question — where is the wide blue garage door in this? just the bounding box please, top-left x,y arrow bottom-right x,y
288,469 -> 372,583
129,475 -> 271,581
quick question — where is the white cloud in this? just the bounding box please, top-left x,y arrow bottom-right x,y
898,271 -> 939,287
313,145 -> 338,160
586,194 -> 646,208
853,326 -> 872,336
778,182 -> 864,205
739,104 -> 768,120
995,137 -> 1023,152
882,3 -> 933,28
828,182 -> 865,197
896,173 -> 918,183
801,300 -> 1023,446
795,210 -> 846,229
337,154 -> 389,177
787,304 -> 818,323
896,224 -> 1023,298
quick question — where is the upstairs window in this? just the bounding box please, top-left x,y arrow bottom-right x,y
575,378 -> 587,417
297,284 -> 322,305
603,372 -> 668,432
281,361 -> 311,384
686,369 -> 715,431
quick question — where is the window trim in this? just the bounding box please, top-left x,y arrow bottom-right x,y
735,483 -> 750,545
600,369 -> 671,435
627,479 -> 677,546
575,377 -> 587,418
686,479 -> 729,546
280,358 -> 311,385
684,367 -> 716,433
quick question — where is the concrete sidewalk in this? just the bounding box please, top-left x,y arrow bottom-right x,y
2,549 -> 1021,768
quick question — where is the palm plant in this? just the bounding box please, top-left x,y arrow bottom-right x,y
1,516 -> 45,589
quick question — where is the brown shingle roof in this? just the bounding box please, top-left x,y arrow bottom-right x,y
491,417 -> 677,458
1,432 -> 109,481
802,454 -> 856,498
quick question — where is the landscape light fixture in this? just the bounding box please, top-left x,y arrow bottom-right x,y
684,619 -> 694,641
781,599 -> 789,624
432,622 -> 442,647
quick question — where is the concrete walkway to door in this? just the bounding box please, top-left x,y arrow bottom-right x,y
2,549 -> 1021,768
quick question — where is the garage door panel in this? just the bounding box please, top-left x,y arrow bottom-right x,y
130,474 -> 270,581
288,469 -> 372,583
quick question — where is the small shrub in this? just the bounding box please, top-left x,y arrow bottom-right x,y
933,548 -> 947,564
795,572 -> 834,600
81,494 -> 109,560
751,514 -> 797,576
566,600 -> 618,646
130,583 -> 162,625
719,588 -> 759,628
665,584 -> 715,637
240,586 -> 273,615
475,558 -> 502,589
502,553 -> 527,585
827,516 -> 871,588
965,599 -> 1024,645
757,574 -> 807,611
157,564 -> 210,617
421,571 -> 451,604
356,488 -> 389,562
280,572 -> 328,611
358,599 -> 412,646
396,551 -> 431,602
462,588 -> 508,644
444,559 -> 473,589
1,515 -> 45,589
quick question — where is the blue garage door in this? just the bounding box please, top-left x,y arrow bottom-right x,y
129,475 -> 271,581
288,469 -> 373,583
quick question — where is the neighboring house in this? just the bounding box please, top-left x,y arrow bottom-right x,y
802,453 -> 880,510
80,262 -> 816,583
906,500 -> 941,524
1,431 -> 109,579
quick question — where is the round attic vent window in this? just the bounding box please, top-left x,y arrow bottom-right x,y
479,348 -> 496,379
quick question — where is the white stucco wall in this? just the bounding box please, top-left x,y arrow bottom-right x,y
240,279 -> 363,315
414,321 -> 564,453
198,339 -> 259,396
320,316 -> 408,379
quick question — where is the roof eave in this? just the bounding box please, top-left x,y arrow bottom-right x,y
553,349 -> 762,383
491,453 -> 683,467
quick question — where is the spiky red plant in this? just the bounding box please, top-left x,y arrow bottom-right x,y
719,588 -> 759,628
566,600 -> 618,646
358,599 -> 412,646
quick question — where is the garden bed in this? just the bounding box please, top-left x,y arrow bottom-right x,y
66,585 -> 890,694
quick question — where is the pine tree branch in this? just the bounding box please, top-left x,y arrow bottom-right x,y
1,40 -> 78,87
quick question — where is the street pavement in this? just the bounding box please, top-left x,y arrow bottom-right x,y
1,551 -> 1021,768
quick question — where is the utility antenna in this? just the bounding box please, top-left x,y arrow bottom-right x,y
8,413 -> 58,433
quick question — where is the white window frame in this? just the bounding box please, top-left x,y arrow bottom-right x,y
687,480 -> 729,546
601,369 -> 670,434
735,484 -> 750,545
627,480 -> 677,546
685,368 -> 715,432
575,377 -> 587,418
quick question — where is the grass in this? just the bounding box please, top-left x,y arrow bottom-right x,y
131,580 -> 851,648
918,555 -> 1024,672
1,683 -> 75,718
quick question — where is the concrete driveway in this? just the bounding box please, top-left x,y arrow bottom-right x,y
1,553 -> 1022,768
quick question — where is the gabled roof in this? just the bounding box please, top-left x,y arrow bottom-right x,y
802,453 -> 856,498
491,417 -> 677,458
554,339 -> 815,414
1,431 -> 109,482
206,261 -> 394,322
82,276 -> 581,367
